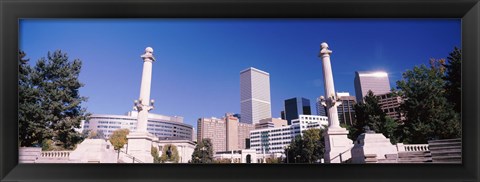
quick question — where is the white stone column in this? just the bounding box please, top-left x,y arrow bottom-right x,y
319,42 -> 342,129
136,47 -> 155,133
126,47 -> 158,163
318,42 -> 353,163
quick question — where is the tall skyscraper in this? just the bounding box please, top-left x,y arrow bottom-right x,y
336,92 -> 356,126
240,67 -> 272,124
354,71 -> 391,103
284,97 -> 312,125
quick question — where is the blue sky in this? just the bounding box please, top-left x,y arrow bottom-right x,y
20,19 -> 461,129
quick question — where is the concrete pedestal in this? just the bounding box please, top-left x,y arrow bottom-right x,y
126,132 -> 157,163
350,133 -> 398,164
324,127 -> 353,163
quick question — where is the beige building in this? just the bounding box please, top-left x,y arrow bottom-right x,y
255,118 -> 288,129
237,121 -> 254,150
197,113 -> 253,153
197,117 -> 227,153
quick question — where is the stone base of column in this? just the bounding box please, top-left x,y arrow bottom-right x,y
350,133 -> 398,163
324,127 -> 354,163
126,132 -> 157,163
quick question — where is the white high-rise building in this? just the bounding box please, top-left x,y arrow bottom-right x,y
249,115 -> 328,154
240,67 -> 272,124
354,71 -> 391,103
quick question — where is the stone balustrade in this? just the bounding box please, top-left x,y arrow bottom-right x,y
396,143 -> 429,152
41,151 -> 72,158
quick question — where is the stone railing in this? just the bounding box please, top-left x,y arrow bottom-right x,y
330,147 -> 353,163
118,150 -> 143,163
41,151 -> 72,158
396,143 -> 429,152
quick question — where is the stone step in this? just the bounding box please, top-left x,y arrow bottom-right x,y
398,157 -> 432,161
398,152 -> 431,158
432,160 -> 461,164
20,161 -> 36,163
428,142 -> 461,149
428,138 -> 461,144
385,154 -> 398,159
430,149 -> 461,156
429,145 -> 461,151
432,155 -> 461,160
19,147 -> 42,152
398,159 -> 432,163
19,155 -> 38,161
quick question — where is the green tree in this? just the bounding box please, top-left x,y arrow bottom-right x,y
159,144 -> 180,163
20,50 -> 89,150
109,128 -> 129,158
191,138 -> 214,163
349,90 -> 399,143
19,51 -> 45,147
285,128 -> 324,163
396,59 -> 461,144
443,47 -> 461,113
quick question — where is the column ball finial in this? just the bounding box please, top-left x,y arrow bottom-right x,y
321,42 -> 329,49
145,47 -> 153,53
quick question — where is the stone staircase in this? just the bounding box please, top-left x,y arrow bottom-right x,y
19,147 -> 42,163
428,138 -> 461,163
397,151 -> 432,163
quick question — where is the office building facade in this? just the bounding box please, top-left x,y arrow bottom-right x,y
249,115 -> 328,154
81,111 -> 193,140
197,117 -> 227,153
284,97 -> 312,125
197,113 -> 254,153
315,97 -> 328,117
255,118 -> 288,129
376,92 -> 405,122
354,71 -> 391,103
240,67 -> 272,124
336,92 -> 356,126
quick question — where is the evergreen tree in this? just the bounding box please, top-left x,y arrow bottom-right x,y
349,90 -> 399,143
443,47 -> 461,113
191,138 -> 214,163
285,128 -> 324,163
24,50 -> 88,149
19,51 -> 46,147
396,59 -> 461,144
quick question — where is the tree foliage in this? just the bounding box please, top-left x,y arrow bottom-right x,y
285,128 -> 324,163
396,58 -> 461,144
191,138 -> 214,163
159,144 -> 180,163
19,50 -> 89,149
151,146 -> 161,163
109,129 -> 129,150
349,90 -> 399,143
443,47 -> 461,113
19,51 -> 44,147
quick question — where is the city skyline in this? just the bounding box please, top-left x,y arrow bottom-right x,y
19,19 -> 461,129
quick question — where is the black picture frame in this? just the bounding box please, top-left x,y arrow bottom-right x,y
1,0 -> 479,182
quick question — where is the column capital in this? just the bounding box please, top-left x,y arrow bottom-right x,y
141,47 -> 156,62
319,42 -> 333,57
